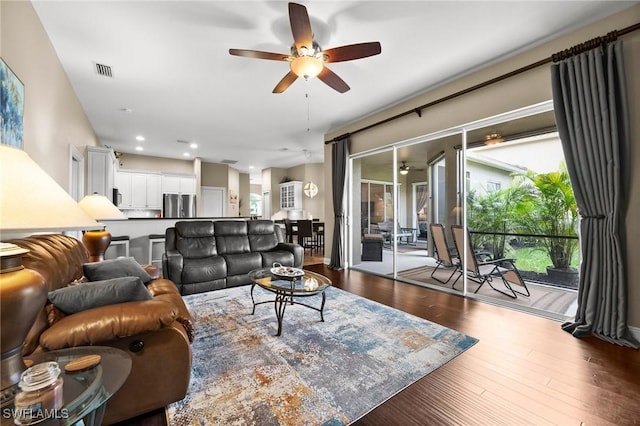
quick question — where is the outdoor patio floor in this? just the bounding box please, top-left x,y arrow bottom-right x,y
352,247 -> 578,318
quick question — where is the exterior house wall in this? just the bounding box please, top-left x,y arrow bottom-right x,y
466,160 -> 517,195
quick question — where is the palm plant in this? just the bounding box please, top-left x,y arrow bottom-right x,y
466,186 -> 527,259
512,162 -> 579,270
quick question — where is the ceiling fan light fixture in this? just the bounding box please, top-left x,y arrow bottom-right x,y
484,132 -> 505,145
399,161 -> 409,175
290,56 -> 323,79
303,181 -> 318,198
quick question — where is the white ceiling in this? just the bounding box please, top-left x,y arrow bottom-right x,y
32,1 -> 635,183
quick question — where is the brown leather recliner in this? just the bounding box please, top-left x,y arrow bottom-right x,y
8,234 -> 193,425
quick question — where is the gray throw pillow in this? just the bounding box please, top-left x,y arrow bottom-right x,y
48,276 -> 152,314
83,257 -> 152,284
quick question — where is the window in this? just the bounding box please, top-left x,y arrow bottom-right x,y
486,181 -> 501,192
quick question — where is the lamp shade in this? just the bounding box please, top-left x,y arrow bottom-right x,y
0,145 -> 98,232
78,193 -> 127,221
290,56 -> 323,79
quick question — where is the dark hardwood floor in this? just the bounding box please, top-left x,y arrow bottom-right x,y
121,260 -> 640,425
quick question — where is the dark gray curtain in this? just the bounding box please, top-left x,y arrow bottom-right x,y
329,137 -> 350,269
552,40 -> 638,348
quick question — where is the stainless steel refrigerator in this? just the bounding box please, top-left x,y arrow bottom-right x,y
163,194 -> 196,218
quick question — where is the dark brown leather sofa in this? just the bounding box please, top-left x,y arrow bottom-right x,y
163,220 -> 303,295
9,234 -> 193,425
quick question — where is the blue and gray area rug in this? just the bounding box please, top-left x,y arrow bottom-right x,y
168,285 -> 477,425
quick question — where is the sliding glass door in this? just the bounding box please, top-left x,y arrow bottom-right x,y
347,101 -> 579,321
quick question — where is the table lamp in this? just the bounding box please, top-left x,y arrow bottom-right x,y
0,145 -> 98,394
78,193 -> 127,262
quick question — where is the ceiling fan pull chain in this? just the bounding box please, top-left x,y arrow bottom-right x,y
306,86 -> 311,132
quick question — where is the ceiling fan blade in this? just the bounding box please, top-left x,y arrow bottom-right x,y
273,71 -> 298,94
323,42 -> 382,63
318,67 -> 350,93
229,49 -> 289,61
289,2 -> 313,52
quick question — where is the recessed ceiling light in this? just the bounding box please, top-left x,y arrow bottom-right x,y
135,146 -> 143,151
190,143 -> 198,149
120,107 -> 133,113
136,135 -> 145,141
249,166 -> 254,169
183,152 -> 190,157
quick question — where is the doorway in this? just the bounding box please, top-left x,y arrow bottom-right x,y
201,186 -> 225,217
262,191 -> 271,220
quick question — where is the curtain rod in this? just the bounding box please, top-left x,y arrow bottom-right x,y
325,21 -> 640,145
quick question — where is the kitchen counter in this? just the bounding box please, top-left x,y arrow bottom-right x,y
102,217 -> 254,265
123,216 -> 253,220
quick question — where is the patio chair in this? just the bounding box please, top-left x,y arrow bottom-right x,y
429,223 -> 462,287
451,225 -> 530,299
378,220 -> 415,245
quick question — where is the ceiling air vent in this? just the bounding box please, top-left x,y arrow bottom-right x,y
221,159 -> 238,164
176,139 -> 190,144
95,63 -> 113,78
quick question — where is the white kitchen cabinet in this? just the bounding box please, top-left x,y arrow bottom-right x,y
161,175 -> 180,194
117,171 -> 161,209
179,176 -> 196,194
161,174 -> 196,195
116,172 -> 132,208
279,181 -> 303,210
146,174 -> 162,207
87,146 -> 117,197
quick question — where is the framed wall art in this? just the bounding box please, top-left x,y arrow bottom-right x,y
1,58 -> 25,148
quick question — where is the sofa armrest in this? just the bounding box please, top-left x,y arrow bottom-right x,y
163,249 -> 184,284
39,300 -> 178,350
273,242 -> 304,268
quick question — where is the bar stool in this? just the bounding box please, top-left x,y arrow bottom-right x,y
107,235 -> 129,259
148,234 -> 165,269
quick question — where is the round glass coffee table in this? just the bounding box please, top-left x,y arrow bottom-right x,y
248,268 -> 331,336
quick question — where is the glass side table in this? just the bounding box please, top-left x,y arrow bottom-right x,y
1,346 -> 131,426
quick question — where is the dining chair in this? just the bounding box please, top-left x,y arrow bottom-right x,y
297,220 -> 318,254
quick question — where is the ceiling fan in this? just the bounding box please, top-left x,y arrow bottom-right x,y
399,161 -> 410,175
229,2 -> 382,94
399,161 -> 425,175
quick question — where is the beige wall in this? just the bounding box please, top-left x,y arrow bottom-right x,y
267,167 -> 288,215
201,162 -> 229,188
118,153 -> 194,174
323,6 -> 640,327
227,168 -> 240,217
1,1 -> 99,189
265,164 -> 325,220
239,174 -> 250,217
250,184 -> 261,195
302,163 -> 325,221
